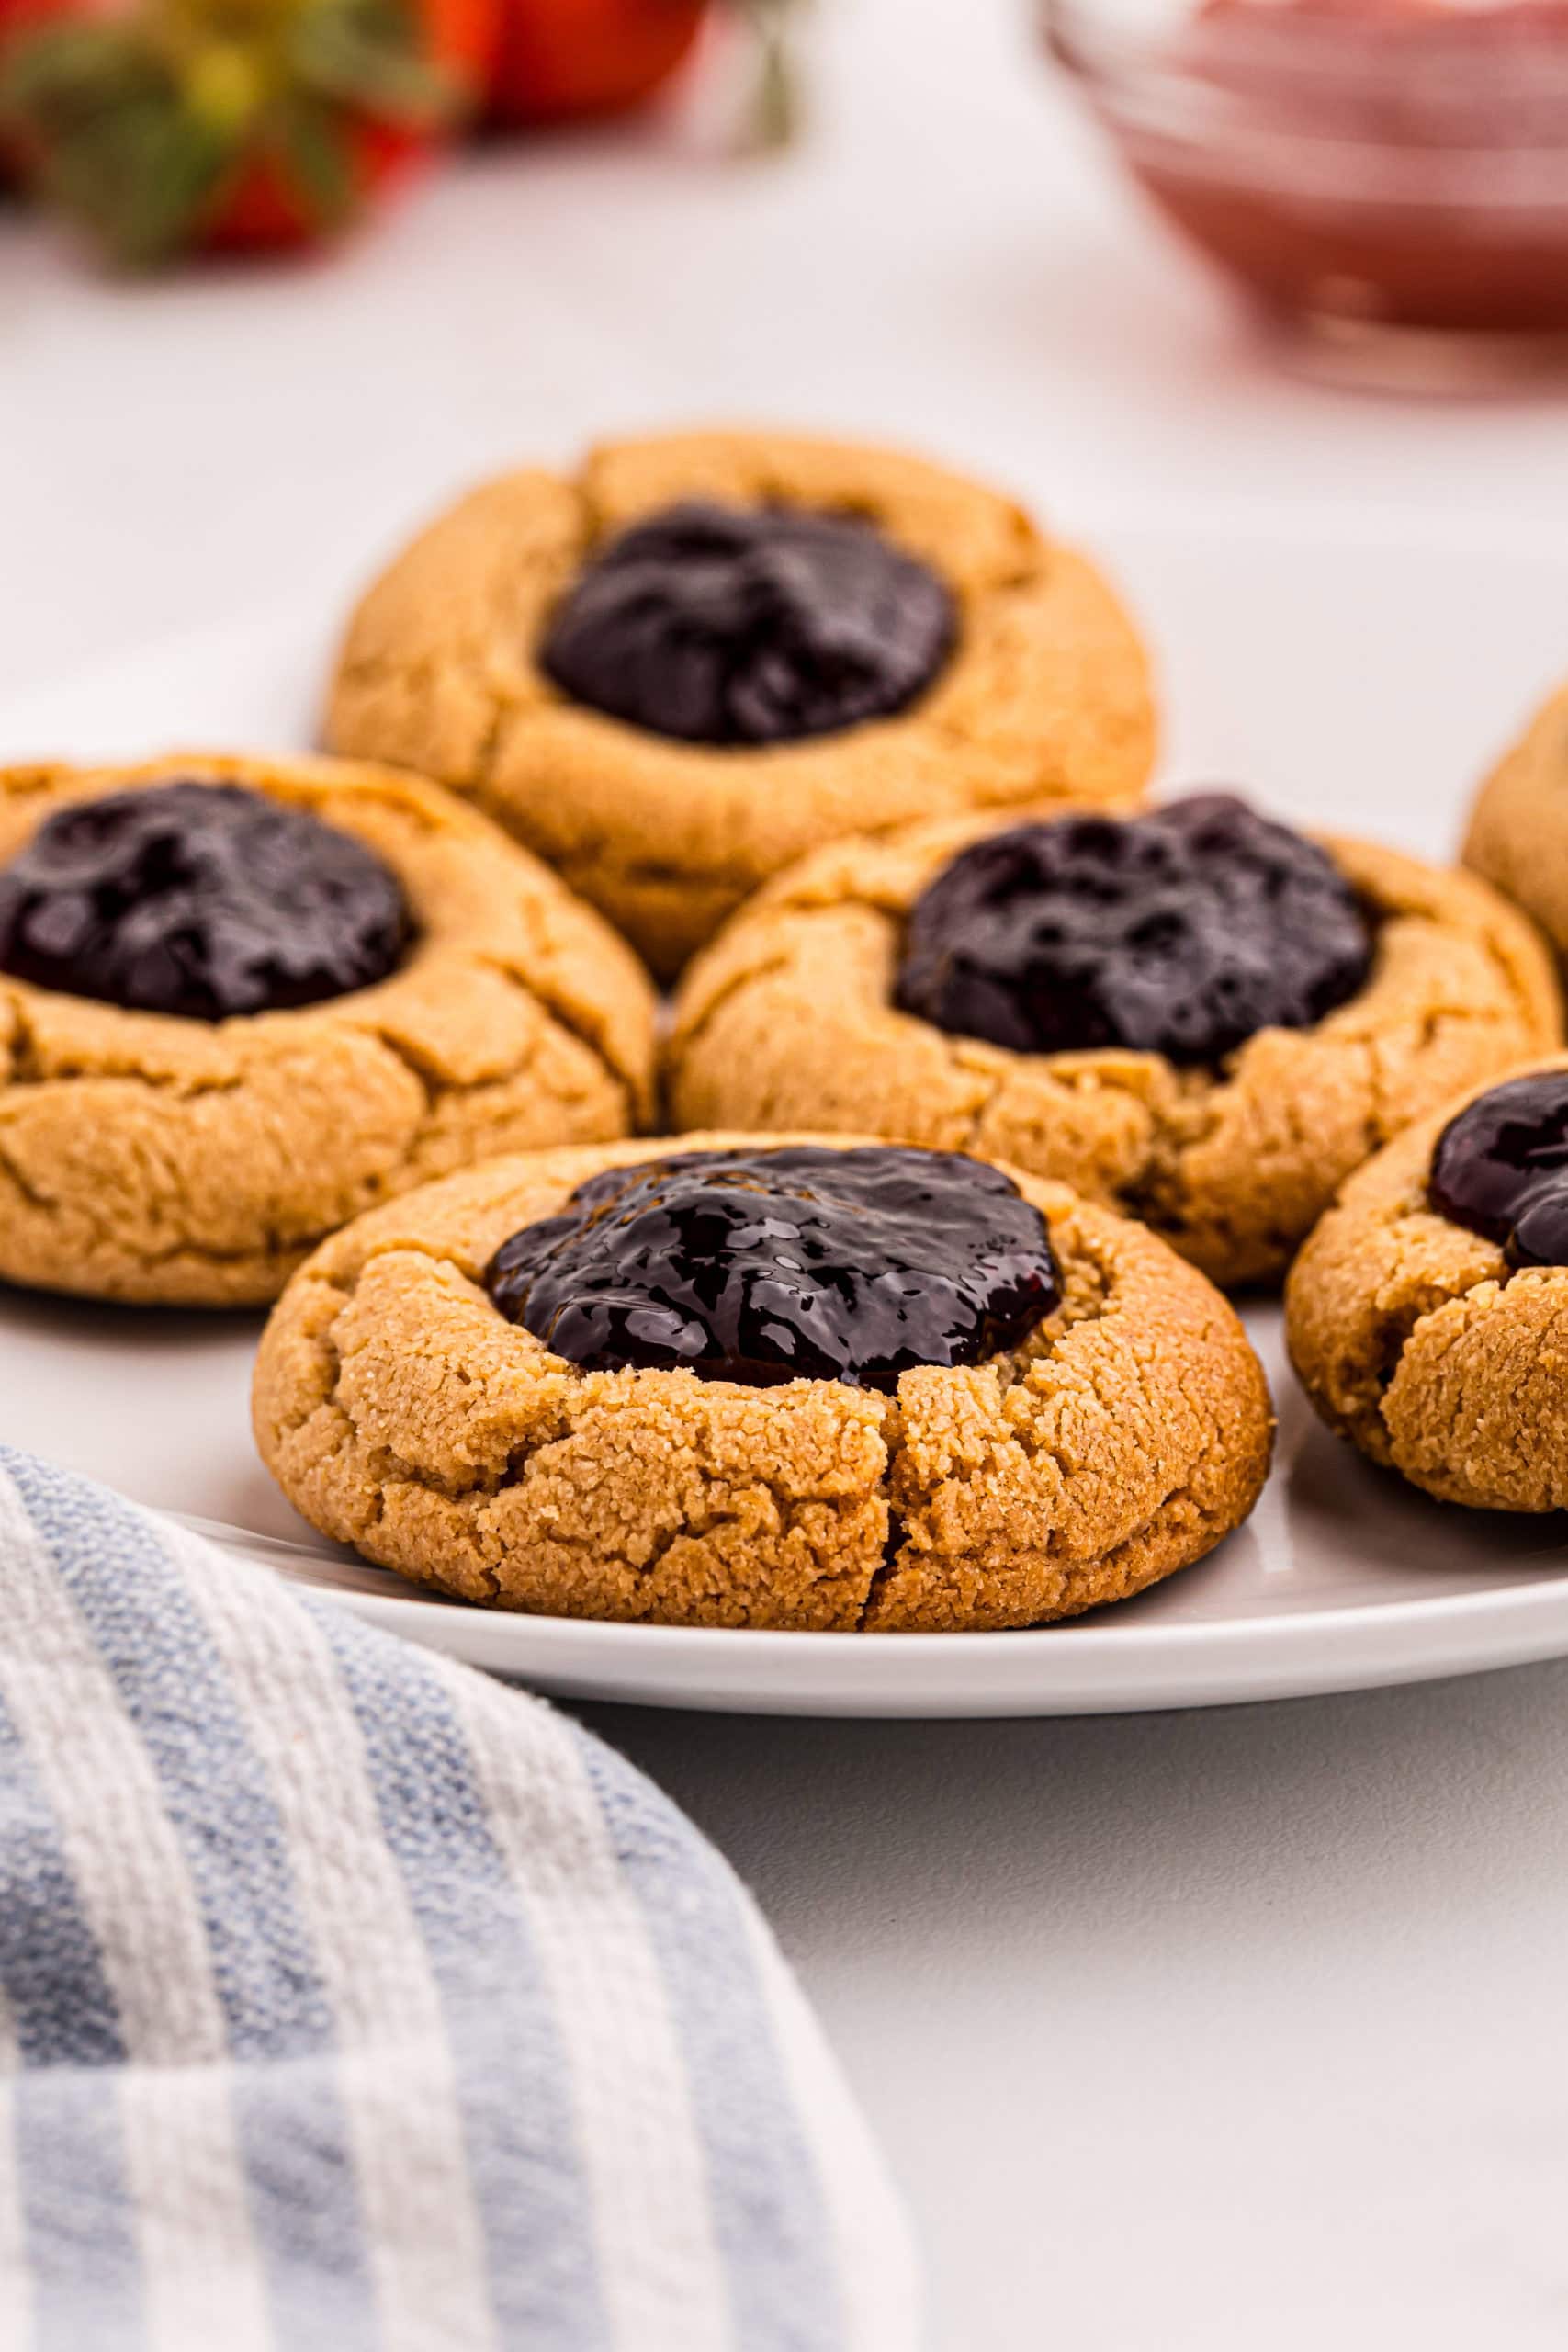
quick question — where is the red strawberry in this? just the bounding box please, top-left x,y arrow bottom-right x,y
484,0 -> 798,149
485,0 -> 706,125
0,0 -> 500,263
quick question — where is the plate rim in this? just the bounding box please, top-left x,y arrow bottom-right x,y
231,1525 -> 1568,1715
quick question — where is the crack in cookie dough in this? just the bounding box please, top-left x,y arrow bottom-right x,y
0,992 -> 253,1100
254,1131 -> 1273,1632
324,430 -> 1156,979
0,754 -> 658,1306
1286,1055 -> 1568,1509
666,808 -> 1562,1288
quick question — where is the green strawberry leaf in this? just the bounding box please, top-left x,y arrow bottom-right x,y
725,0 -> 806,154
268,90 -> 356,228
0,21 -> 232,266
289,0 -> 458,127
1,23 -> 170,122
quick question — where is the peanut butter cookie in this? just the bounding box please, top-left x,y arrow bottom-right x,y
253,1133 -> 1272,1632
0,755 -> 657,1307
667,795 -> 1561,1289
324,428 -> 1156,978
1464,679 -> 1568,960
1287,1057 -> 1568,1510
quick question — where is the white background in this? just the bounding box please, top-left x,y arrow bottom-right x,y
6,1 -> 1568,2342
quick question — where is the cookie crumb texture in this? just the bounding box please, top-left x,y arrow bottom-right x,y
1287,1056 -> 1568,1511
1465,680 -> 1568,956
253,1132 -> 1273,1632
325,429 -> 1156,978
0,757 -> 658,1307
667,808 -> 1562,1288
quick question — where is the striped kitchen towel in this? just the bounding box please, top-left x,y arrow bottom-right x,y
0,1444 -> 919,2352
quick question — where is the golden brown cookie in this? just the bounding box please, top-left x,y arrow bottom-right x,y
1286,1054 -> 1568,1510
0,754 -> 658,1307
666,800 -> 1562,1289
253,1132 -> 1273,1632
324,428 -> 1156,979
1464,680 -> 1568,956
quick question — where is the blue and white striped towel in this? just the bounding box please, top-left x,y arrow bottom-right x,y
0,1444 -> 919,2352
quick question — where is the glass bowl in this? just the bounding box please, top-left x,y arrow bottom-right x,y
1044,0 -> 1568,387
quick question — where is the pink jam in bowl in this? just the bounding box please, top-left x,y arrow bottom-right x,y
1049,0 -> 1568,378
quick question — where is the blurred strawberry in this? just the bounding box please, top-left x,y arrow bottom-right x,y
0,0 -> 500,263
485,0 -> 797,146
0,0 -> 63,180
485,0 -> 705,123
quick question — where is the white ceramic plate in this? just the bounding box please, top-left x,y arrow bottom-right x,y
5,515 -> 1568,1715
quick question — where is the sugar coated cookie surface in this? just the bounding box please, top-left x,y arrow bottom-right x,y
325,428 -> 1156,978
254,1132 -> 1273,1632
0,755 -> 657,1306
1465,678 -> 1568,958
1287,1054 -> 1568,1510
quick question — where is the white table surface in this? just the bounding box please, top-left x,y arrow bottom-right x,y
6,1 -> 1568,2342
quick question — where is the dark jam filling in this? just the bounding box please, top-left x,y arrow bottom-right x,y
484,1144 -> 1061,1391
895,793 -> 1374,1067
537,499 -> 957,747
0,780 -> 411,1023
1429,1071 -> 1568,1269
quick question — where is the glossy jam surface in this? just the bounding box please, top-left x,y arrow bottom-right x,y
538,500 -> 957,746
1429,1071 -> 1568,1266
0,781 -> 410,1022
485,1144 -> 1061,1389
896,793 -> 1373,1066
